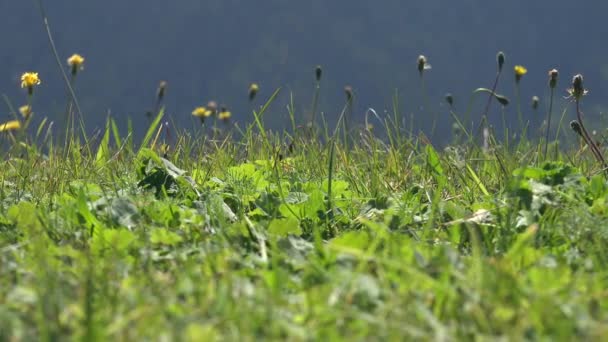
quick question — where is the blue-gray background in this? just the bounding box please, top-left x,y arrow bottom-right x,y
2,1 -> 608,141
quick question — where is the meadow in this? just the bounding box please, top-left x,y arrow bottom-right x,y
2,9 -> 608,340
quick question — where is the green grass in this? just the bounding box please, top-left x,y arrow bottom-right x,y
1,99 -> 608,340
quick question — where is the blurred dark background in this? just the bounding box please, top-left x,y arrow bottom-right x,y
2,0 -> 608,142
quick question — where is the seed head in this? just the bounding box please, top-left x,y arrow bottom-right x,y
531,96 -> 539,110
568,74 -> 588,100
548,69 -> 558,89
417,55 -> 430,75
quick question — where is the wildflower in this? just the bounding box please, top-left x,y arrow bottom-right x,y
21,72 -> 41,95
514,65 -> 527,83
206,101 -> 218,114
417,55 -> 431,75
192,106 -> 213,119
0,120 -> 21,132
548,69 -> 558,89
67,54 -> 85,75
567,74 -> 588,101
218,108 -> 232,121
249,83 -> 259,101
315,65 -> 323,82
344,85 -> 353,101
531,96 -> 539,110
19,105 -> 33,120
497,52 -> 505,71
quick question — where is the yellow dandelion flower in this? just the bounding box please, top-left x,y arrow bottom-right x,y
192,107 -> 207,118
19,105 -> 33,119
514,65 -> 527,83
67,54 -> 85,68
249,83 -> 259,101
21,72 -> 41,89
218,110 -> 232,121
0,120 -> 21,132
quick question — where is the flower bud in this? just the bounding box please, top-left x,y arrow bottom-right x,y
315,65 -> 323,82
497,51 -> 505,71
570,120 -> 583,137
445,93 -> 454,107
548,69 -> 558,89
344,85 -> 353,102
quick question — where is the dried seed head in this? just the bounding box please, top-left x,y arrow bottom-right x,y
531,96 -> 539,110
417,55 -> 429,75
548,69 -> 558,89
206,101 -> 218,113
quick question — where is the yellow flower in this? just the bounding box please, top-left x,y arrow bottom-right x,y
19,105 -> 33,119
20,72 -> 41,89
67,54 -> 85,69
249,83 -> 259,101
514,65 -> 527,76
0,120 -> 21,132
192,106 -> 213,118
514,65 -> 527,83
218,110 -> 232,121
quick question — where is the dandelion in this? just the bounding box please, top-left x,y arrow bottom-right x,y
21,72 -> 41,95
67,54 -> 85,75
567,74 -> 588,101
19,105 -> 33,120
218,107 -> 232,122
192,107 -> 213,125
206,101 -> 218,114
531,96 -> 540,110
249,83 -> 259,101
417,55 -> 431,75
192,106 -> 213,118
514,65 -> 527,83
0,120 -> 21,132
549,69 -> 558,89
